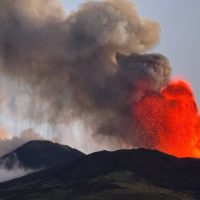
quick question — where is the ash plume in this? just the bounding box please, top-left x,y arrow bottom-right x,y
0,0 -> 171,149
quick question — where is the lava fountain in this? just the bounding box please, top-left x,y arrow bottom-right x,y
134,79 -> 200,158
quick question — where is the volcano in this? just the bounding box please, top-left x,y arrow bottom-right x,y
0,0 -> 198,199
0,140 -> 85,170
0,148 -> 199,200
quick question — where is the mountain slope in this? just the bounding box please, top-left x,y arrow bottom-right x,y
64,148 -> 200,191
0,148 -> 199,200
0,140 -> 84,169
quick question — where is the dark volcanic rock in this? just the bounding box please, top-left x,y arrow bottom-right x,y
0,140 -> 85,169
64,148 -> 200,191
0,148 -> 200,200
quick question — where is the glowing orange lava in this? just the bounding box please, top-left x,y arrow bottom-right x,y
133,80 -> 200,158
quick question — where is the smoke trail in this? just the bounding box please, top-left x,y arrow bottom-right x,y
0,154 -> 35,182
0,0 -> 171,149
0,165 -> 34,183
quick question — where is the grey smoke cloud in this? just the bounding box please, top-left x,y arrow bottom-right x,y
0,154 -> 35,182
0,165 -> 34,183
0,0 -> 171,149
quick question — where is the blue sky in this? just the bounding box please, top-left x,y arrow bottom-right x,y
61,0 -> 200,103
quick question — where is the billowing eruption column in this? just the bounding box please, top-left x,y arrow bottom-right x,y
0,0 -> 199,157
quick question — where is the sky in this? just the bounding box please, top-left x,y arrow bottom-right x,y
62,0 -> 200,103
